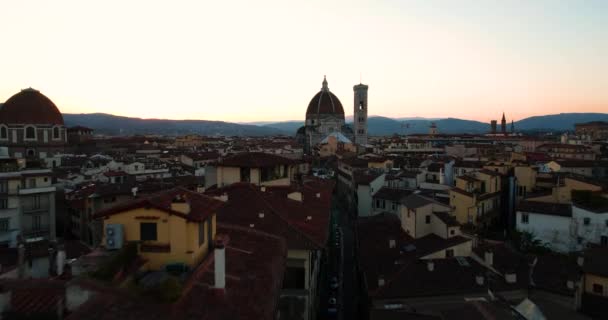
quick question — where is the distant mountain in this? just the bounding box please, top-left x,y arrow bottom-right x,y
262,116 -> 489,135
61,112 -> 608,137
63,113 -> 287,136
263,121 -> 305,133
364,117 -> 489,135
514,113 -> 608,131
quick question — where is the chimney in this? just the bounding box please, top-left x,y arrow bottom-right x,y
171,194 -> 190,214
258,213 -> 264,219
287,192 -> 303,202
17,243 -> 25,279
215,193 -> 229,202
505,272 -> 517,284
306,216 -> 312,221
214,240 -> 226,290
260,187 -> 266,192
389,239 -> 396,249
484,250 -> 493,267
48,244 -> 57,275
0,290 -> 11,314
56,244 -> 66,276
577,255 -> 584,267
476,275 -> 485,286
378,275 -> 385,287
131,187 -> 138,197
427,260 -> 435,272
567,280 -> 574,290
316,193 -> 321,198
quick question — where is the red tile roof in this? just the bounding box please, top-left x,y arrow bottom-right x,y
216,152 -> 296,168
93,187 -> 224,222
207,180 -> 333,250
172,223 -> 287,320
0,88 -> 64,125
103,170 -> 128,177
306,90 -> 345,116
0,279 -> 66,316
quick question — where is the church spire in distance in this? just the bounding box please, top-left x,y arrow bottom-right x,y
322,75 -> 329,92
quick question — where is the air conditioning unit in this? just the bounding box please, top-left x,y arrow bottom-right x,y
105,224 -> 124,250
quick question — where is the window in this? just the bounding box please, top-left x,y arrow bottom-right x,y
284,266 -> 305,289
446,249 -> 454,258
30,195 -> 41,210
391,202 -> 397,211
140,223 -> 157,241
0,126 -> 7,140
521,213 -> 529,224
584,218 -> 591,226
240,167 -> 250,182
0,198 -> 7,209
198,221 -> 206,246
32,215 -> 42,230
450,229 -> 455,236
52,126 -> 60,139
0,181 -> 7,193
593,284 -> 604,295
27,178 -> 36,189
605,220 -> 608,227
601,236 -> 608,247
425,215 -> 431,224
25,126 -> 36,140
0,218 -> 8,232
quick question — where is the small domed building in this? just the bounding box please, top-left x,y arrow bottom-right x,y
0,88 -> 66,158
297,76 -> 368,154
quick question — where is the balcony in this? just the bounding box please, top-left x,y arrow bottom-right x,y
140,243 -> 171,253
0,207 -> 19,216
18,186 -> 56,195
22,205 -> 50,214
23,227 -> 51,239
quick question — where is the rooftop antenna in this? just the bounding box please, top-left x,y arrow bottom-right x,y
360,72 -> 362,84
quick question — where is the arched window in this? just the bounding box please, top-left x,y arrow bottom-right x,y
25,126 -> 36,140
0,126 -> 7,140
53,126 -> 60,139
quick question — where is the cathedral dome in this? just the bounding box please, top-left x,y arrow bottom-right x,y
0,88 -> 64,125
305,76 -> 344,117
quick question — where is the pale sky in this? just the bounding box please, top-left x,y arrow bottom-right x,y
1,0 -> 607,123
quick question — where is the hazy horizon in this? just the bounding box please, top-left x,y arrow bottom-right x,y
1,0 -> 606,123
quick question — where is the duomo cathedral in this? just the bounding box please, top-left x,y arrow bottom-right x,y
296,76 -> 369,153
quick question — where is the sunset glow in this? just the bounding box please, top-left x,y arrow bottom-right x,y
1,0 -> 606,122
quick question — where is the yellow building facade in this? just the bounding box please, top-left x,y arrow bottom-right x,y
97,189 -> 223,271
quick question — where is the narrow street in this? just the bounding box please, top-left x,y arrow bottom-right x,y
318,194 -> 358,320
337,204 -> 357,320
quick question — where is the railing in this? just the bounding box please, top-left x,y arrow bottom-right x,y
23,227 -> 51,238
22,205 -> 50,214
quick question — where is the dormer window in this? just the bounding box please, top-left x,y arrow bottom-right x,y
25,125 -> 37,140
0,125 -> 7,140
52,126 -> 60,140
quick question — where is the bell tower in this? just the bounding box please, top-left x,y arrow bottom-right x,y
353,82 -> 369,145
